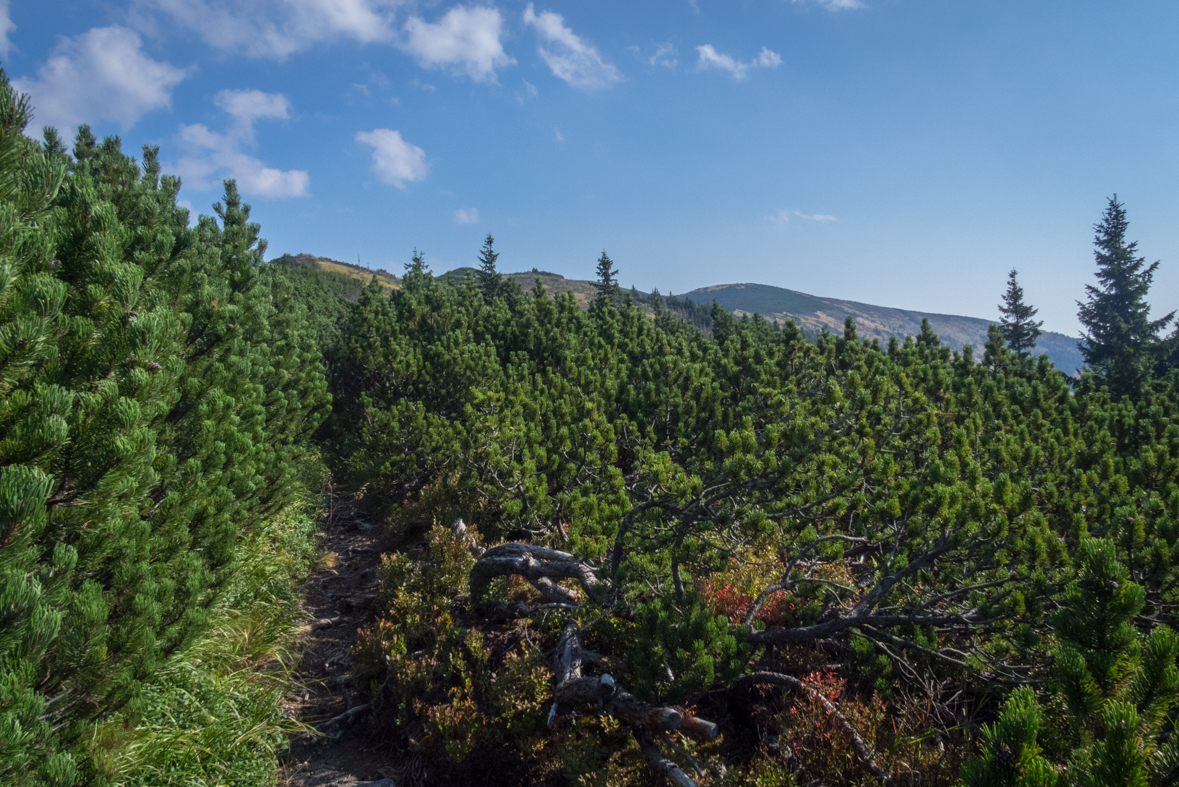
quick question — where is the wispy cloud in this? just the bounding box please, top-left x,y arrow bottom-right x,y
696,44 -> 781,81
650,42 -> 678,69
356,128 -> 428,189
769,208 -> 837,224
15,26 -> 188,133
791,0 -> 865,10
215,88 -> 290,134
174,88 -> 309,198
131,0 -> 399,60
454,207 -> 479,224
523,4 -> 621,90
0,0 -> 14,57
517,78 -> 538,103
135,1 -> 520,84
401,5 -> 514,83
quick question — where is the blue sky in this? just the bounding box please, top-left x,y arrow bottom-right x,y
6,0 -> 1178,335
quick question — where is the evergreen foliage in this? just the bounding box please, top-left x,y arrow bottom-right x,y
593,250 -> 619,306
998,269 -> 1043,357
1078,197 -> 1174,397
475,233 -> 500,303
958,688 -> 1058,787
332,227 -> 1179,784
0,69 -> 329,784
11,56 -> 1179,785
961,541 -> 1179,786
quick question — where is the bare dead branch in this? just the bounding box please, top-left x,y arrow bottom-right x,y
637,731 -> 698,787
551,624 -> 717,786
470,542 -> 599,605
740,671 -> 896,786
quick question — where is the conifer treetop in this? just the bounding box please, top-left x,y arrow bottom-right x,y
998,268 -> 1043,358
1077,196 -> 1174,397
476,233 -> 500,303
594,250 -> 619,306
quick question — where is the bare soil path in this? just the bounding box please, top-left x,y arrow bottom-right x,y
281,496 -> 402,787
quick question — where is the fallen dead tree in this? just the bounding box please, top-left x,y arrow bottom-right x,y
458,518 -> 599,605
456,520 -> 716,784
455,520 -> 893,786
550,623 -> 717,787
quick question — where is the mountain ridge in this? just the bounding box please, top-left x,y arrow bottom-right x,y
294,256 -> 1083,373
682,281 -> 1084,374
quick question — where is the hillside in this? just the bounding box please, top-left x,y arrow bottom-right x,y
684,282 -> 1085,374
278,253 -> 401,295
305,258 -> 1083,373
442,267 -> 602,306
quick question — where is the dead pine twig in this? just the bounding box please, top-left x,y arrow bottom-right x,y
550,623 -> 717,787
739,671 -> 896,787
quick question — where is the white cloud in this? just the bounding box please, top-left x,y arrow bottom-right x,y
516,78 -> 538,104
696,44 -> 781,81
523,4 -> 621,90
768,208 -> 836,224
454,207 -> 479,224
356,128 -> 428,189
553,126 -> 563,142
14,26 -> 187,133
792,0 -> 864,9
401,5 -> 514,83
173,89 -> 308,198
214,88 -> 290,133
137,1 -> 517,83
176,124 -> 310,197
650,42 -> 678,69
0,0 -> 14,57
131,0 -> 399,60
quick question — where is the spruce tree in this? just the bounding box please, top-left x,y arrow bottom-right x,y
593,250 -> 619,306
998,269 -> 1043,357
476,234 -> 500,303
1077,197 -> 1174,397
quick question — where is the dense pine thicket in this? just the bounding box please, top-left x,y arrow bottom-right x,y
6,65 -> 1179,786
0,73 -> 329,785
310,224 -> 1179,784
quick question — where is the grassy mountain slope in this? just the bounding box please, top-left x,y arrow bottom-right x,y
685,282 -> 1085,374
278,253 -> 401,295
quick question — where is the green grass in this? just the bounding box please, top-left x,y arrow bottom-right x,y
88,501 -> 321,787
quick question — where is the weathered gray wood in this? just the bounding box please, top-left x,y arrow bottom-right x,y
451,517 -> 485,558
636,732 -> 697,787
469,547 -> 599,604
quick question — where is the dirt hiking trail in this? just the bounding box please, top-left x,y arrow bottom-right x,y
281,496 -> 407,787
